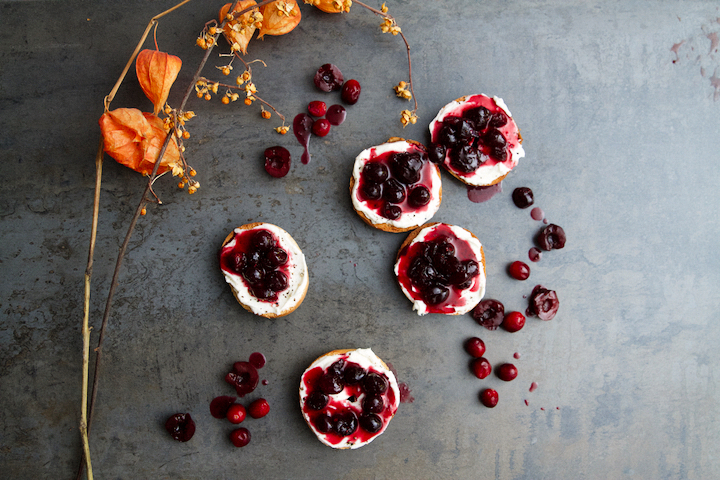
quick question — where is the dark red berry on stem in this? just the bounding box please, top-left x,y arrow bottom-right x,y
264,146 -> 291,178
512,187 -> 534,208
528,285 -> 560,320
470,357 -> 492,379
471,299 -> 505,330
501,311 -> 526,333
307,100 -> 327,117
314,63 -> 344,92
480,388 -> 499,408
210,395 -> 237,419
312,118 -> 331,137
165,413 -> 196,442
248,398 -> 270,419
464,337 -> 486,358
497,363 -> 518,381
230,427 -> 251,447
341,79 -> 361,104
537,224 -> 566,251
508,261 -> 530,280
226,403 -> 247,424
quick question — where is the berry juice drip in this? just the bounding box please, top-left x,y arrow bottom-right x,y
326,104 -> 346,126
467,183 -> 502,203
293,113 -> 313,164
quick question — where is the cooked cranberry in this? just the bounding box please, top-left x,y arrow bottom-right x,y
165,413 -> 195,442
312,118 -> 331,137
341,79 -> 361,104
363,373 -> 388,395
307,100 -> 327,117
512,187 -> 534,208
489,112 -> 508,128
479,388 -> 499,408
252,286 -> 274,300
438,120 -> 460,146
359,413 -> 383,433
230,253 -> 245,274
343,365 -> 367,384
326,104 -> 346,125
361,182 -> 382,201
328,360 -> 345,374
408,185 -> 431,207
229,427 -> 251,447
226,403 -> 247,424
306,391 -> 329,410
408,257 -> 438,287
363,162 -> 389,184
428,143 -> 446,163
318,371 -> 344,395
391,152 -> 422,185
363,394 -> 384,414
464,337 -> 486,358
471,299 -> 505,330
265,270 -> 288,292
248,398 -> 270,419
383,178 -> 406,204
497,363 -> 518,381
501,311 -> 526,333
508,261 -> 530,280
252,230 -> 275,251
242,264 -> 265,285
537,224 -> 566,251
528,285 -> 559,320
470,357 -> 492,379
225,361 -> 259,397
382,203 -> 402,220
314,414 -> 333,433
210,395 -> 237,419
266,247 -> 288,267
314,63 -> 344,92
423,283 -> 449,305
264,146 -> 291,178
450,139 -> 483,173
466,106 -> 490,130
333,411 -> 358,436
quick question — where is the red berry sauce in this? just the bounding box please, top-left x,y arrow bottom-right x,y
467,183 -> 503,203
293,113 -> 313,164
249,352 -> 266,369
326,104 -> 346,126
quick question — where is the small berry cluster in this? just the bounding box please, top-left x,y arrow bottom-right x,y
464,330 -> 519,408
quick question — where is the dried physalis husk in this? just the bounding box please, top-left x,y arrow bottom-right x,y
135,49 -> 182,115
304,0 -> 352,14
220,1 -> 260,55
99,108 -> 181,176
258,0 -> 301,39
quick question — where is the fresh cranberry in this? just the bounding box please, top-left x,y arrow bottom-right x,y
512,187 -> 534,208
307,100 -> 327,117
537,224 -> 566,251
314,63 -> 344,91
210,395 -> 237,419
312,118 -> 331,137
508,261 -> 530,280
471,299 -> 505,330
363,373 -> 389,394
470,357 -> 492,379
464,337 -> 486,358
263,146 -> 291,178
501,311 -> 526,333
230,427 -> 251,447
165,413 -> 195,442
528,285 -> 560,320
326,104 -> 346,125
226,403 -> 247,424
248,398 -> 270,419
225,361 -> 259,397
479,389 -> 499,408
497,363 -> 518,381
341,79 -> 361,104
359,413 -> 382,433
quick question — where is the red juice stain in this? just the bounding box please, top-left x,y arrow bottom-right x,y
262,379 -> 269,386
513,352 -> 521,360
524,399 -> 529,406
399,382 -> 414,403
531,207 -> 544,221
326,104 -> 346,126
529,247 -> 542,262
529,382 -> 538,392
467,182 -> 503,203
249,352 -> 266,369
293,113 -> 313,164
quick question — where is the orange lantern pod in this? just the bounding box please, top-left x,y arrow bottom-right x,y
258,1 -> 301,39
135,49 -> 182,115
99,108 -> 181,176
307,0 -> 351,14
220,1 -> 260,55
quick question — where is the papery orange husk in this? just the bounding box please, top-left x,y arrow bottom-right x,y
258,1 -> 301,39
135,49 -> 182,115
220,1 -> 259,55
99,108 -> 181,176
305,0 -> 351,14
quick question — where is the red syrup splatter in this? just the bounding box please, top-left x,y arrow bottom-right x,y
262,379 -> 269,386
529,382 -> 538,392
513,352 -> 521,360
293,113 -> 313,164
467,182 -> 503,203
249,352 -> 266,369
399,382 -> 415,403
524,399 -> 529,406
529,247 -> 542,262
530,207 -> 544,221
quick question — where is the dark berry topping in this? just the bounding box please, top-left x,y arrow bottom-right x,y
363,162 -> 389,184
512,187 -> 534,208
328,359 -> 346,374
383,177 -> 406,204
312,118 -> 331,137
314,63 -> 344,92
466,106 -> 490,130
333,411 -> 359,436
501,311 -> 526,333
363,394 -> 384,414
242,264 -> 265,285
341,79 -> 361,104
391,152 -> 423,185
210,395 -> 237,419
361,182 -> 382,201
428,143 -> 446,163
508,261 -> 530,280
306,391 -> 329,411
528,285 -> 559,321
471,299 -> 505,330
464,337 -> 486,358
497,363 -> 518,381
248,398 -> 270,419
537,224 -> 566,251
230,427 -> 251,447
381,203 -> 402,220
265,270 -> 288,292
470,357 -> 492,379
408,185 -> 431,207
363,373 -> 389,395
314,414 -> 333,433
264,146 -> 291,178
225,361 -> 260,397
450,139 -> 485,173
343,365 -> 367,384
307,100 -> 327,117
318,371 -> 345,395
252,230 -> 276,251
480,388 -> 499,408
423,283 -> 449,305
266,246 -> 288,267
359,413 -> 383,433
489,112 -> 508,128
165,413 -> 195,442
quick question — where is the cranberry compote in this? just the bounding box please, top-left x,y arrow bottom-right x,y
527,285 -> 559,320
165,413 -> 196,442
471,299 -> 505,330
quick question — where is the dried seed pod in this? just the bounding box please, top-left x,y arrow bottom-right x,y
258,0 -> 301,38
135,49 -> 182,115
220,1 -> 260,55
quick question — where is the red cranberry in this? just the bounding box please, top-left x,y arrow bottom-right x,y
528,285 -> 560,320
312,118 -> 331,137
497,363 -> 518,381
314,63 -> 344,91
210,395 -> 237,419
343,365 -> 367,384
508,261 -> 530,280
248,398 -> 270,419
307,100 -> 327,117
363,162 -> 389,184
333,411 -> 359,436
359,413 -> 382,433
408,185 -> 431,207
363,394 -> 384,414
230,427 -> 251,447
165,413 -> 195,442
382,203 -> 402,220
225,361 -> 259,397
363,373 -> 389,394
264,146 -> 291,178
501,311 -> 526,333
512,187 -> 534,208
306,391 -> 329,411
341,79 -> 361,104
318,371 -> 344,394
326,104 -> 346,125
470,357 -> 492,379
226,403 -> 247,424
464,337 -> 486,358
537,224 -> 566,251
471,299 -> 505,330
479,389 -> 499,408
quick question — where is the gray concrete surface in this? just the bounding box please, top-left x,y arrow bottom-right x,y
1,1 -> 719,478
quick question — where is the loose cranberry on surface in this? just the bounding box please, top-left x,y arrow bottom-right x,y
480,389 -> 499,408
226,403 -> 247,424
209,395 -> 237,419
512,187 -> 534,208
501,311 -> 526,333
537,224 -> 566,251
230,427 -> 251,447
314,63 -> 344,91
307,100 -> 327,117
248,398 -> 270,419
470,357 -> 492,379
464,337 -> 486,358
165,413 -> 196,442
471,299 -> 505,330
497,363 -> 518,381
528,285 -> 560,320
312,118 -> 331,137
264,146 -> 291,178
341,79 -> 361,104
508,261 -> 530,280
225,361 -> 259,397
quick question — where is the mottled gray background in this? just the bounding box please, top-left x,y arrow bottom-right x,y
1,1 -> 719,478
